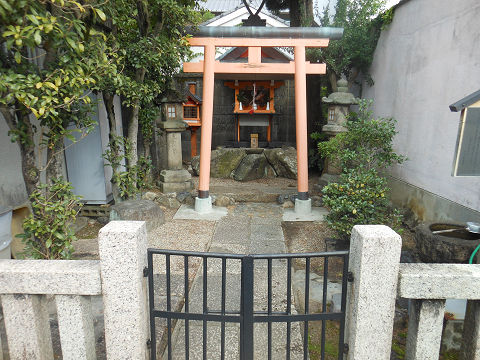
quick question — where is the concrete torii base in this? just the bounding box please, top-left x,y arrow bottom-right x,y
173,197 -> 228,221
282,199 -> 328,222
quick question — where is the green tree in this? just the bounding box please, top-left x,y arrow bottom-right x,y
0,0 -> 116,259
0,0 -> 113,195
100,0 -> 201,193
319,100 -> 406,239
316,0 -> 387,91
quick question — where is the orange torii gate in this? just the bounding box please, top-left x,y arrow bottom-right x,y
183,26 -> 343,214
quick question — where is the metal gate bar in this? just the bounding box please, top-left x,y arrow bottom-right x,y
147,249 -> 349,360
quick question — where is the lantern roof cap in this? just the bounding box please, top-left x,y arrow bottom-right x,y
322,79 -> 358,105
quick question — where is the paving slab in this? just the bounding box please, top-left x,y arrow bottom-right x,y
282,207 -> 329,222
173,204 -> 228,221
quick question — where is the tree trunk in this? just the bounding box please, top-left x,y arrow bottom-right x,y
348,67 -> 360,90
46,139 -> 64,183
127,68 -> 146,176
289,0 -> 301,27
329,72 -> 338,92
17,114 -> 40,199
102,92 -> 121,202
300,0 -> 314,26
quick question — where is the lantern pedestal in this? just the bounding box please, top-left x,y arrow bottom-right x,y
157,120 -> 192,193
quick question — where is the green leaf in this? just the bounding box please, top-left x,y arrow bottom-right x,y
66,37 -> 76,50
95,8 -> 106,21
34,30 -> 41,45
14,51 -> 21,63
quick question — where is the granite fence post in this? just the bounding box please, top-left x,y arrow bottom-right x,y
56,294 -> 96,360
98,221 -> 149,360
405,299 -> 445,360
1,294 -> 53,360
345,225 -> 402,360
462,300 -> 480,359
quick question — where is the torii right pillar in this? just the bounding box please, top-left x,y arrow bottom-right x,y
294,44 -> 311,215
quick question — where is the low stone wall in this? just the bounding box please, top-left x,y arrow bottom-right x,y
191,147 -> 298,181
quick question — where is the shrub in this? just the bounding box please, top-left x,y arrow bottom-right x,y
318,99 -> 406,239
18,178 -> 81,259
103,135 -> 152,200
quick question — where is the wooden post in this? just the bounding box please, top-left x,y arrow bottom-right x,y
294,45 -> 309,199
198,43 -> 215,198
190,128 -> 198,158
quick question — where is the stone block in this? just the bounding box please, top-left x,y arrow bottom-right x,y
346,225 -> 402,360
398,263 -> 480,299
159,169 -> 191,183
0,259 -> 101,295
292,269 -> 343,314
159,181 -> 192,194
109,200 -> 165,232
98,221 -> 149,360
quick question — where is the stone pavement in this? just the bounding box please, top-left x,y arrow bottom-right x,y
163,203 -> 305,359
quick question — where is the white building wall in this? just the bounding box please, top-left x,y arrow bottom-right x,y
363,0 -> 480,218
0,115 -> 29,208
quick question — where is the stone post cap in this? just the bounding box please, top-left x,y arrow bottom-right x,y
158,120 -> 188,131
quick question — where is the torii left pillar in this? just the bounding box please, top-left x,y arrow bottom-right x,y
195,43 -> 215,213
184,26 -> 344,214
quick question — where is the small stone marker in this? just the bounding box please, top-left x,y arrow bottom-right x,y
250,133 -> 258,148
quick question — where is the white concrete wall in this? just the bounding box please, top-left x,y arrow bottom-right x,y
0,116 -> 29,208
0,95 -> 123,208
363,0 -> 480,215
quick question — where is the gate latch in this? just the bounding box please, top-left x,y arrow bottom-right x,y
347,271 -> 354,282
143,267 -> 149,277
343,343 -> 349,354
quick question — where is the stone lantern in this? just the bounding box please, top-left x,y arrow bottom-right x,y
158,90 -> 192,193
319,79 -> 358,185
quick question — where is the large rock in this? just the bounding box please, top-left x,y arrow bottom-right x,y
211,148 -> 246,178
109,200 -> 164,232
191,155 -> 200,175
191,148 -> 246,178
232,154 -> 276,181
264,147 -> 297,179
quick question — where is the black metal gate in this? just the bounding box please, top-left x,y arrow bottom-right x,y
146,249 -> 349,360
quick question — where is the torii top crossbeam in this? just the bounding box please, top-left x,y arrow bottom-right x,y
183,26 -> 343,214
